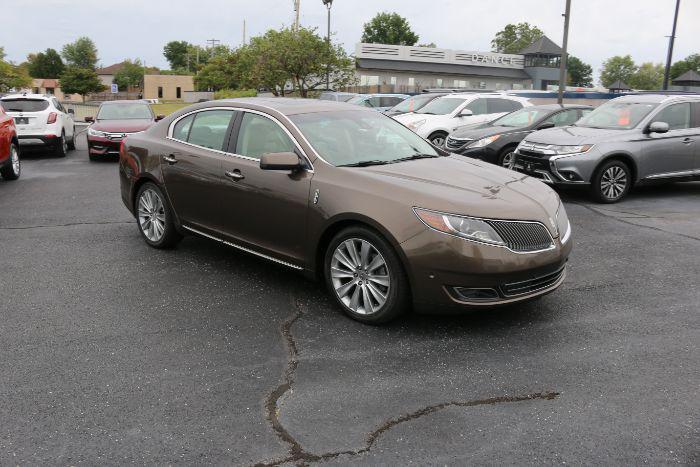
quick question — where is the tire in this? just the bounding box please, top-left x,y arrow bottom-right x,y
324,226 -> 410,324
0,143 -> 21,181
428,131 -> 448,147
67,127 -> 76,150
135,182 -> 182,249
55,131 -> 67,157
497,146 -> 517,168
591,159 -> 632,203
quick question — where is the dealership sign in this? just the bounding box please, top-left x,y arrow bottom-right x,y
357,43 -> 525,69
464,53 -> 514,65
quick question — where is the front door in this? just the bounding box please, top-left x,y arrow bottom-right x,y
161,109 -> 237,233
641,102 -> 697,179
219,111 -> 312,266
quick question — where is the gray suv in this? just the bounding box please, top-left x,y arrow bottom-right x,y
511,94 -> 700,203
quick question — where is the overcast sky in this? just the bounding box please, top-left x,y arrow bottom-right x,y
3,0 -> 699,83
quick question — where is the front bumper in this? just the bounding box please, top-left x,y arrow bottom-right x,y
400,227 -> 572,313
511,147 -> 602,186
88,135 -> 122,157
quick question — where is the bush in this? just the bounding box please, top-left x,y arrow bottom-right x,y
213,89 -> 257,100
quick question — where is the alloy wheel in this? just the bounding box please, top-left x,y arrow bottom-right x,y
600,166 -> 627,200
138,188 -> 166,242
10,145 -> 20,176
330,238 -> 391,315
431,136 -> 446,147
501,151 -> 514,168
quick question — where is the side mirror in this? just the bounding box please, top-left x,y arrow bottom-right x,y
457,109 -> 473,117
260,152 -> 302,171
155,114 -> 165,121
84,116 -> 94,123
67,108 -> 75,115
536,121 -> 555,130
647,121 -> 669,134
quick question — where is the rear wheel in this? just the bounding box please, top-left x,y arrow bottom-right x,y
55,131 -> 67,157
324,226 -> 410,324
67,126 -> 76,150
591,159 -> 631,203
135,182 -> 182,249
428,131 -> 448,147
0,143 -> 20,180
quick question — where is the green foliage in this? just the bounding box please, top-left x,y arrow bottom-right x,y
213,89 -> 257,99
361,12 -> 419,46
61,37 -> 99,69
27,48 -> 65,78
599,55 -> 637,87
567,55 -> 593,87
163,41 -> 190,70
491,23 -> 543,54
113,59 -> 144,89
59,67 -> 104,101
629,62 -> 664,90
670,54 -> 700,80
163,40 -> 231,74
0,59 -> 32,92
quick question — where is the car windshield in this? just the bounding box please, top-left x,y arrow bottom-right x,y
390,95 -> 436,113
415,97 -> 466,115
290,110 -> 440,167
0,99 -> 49,112
97,103 -> 153,120
491,108 -> 553,127
576,101 -> 658,129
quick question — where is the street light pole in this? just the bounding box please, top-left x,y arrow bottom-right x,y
323,0 -> 333,91
557,0 -> 572,104
663,0 -> 681,90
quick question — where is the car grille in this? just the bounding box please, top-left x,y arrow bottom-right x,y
517,141 -> 552,158
486,220 -> 554,252
445,136 -> 472,151
501,265 -> 566,297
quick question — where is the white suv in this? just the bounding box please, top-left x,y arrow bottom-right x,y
0,94 -> 75,157
393,93 -> 531,146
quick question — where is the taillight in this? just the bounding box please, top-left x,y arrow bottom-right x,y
47,112 -> 58,124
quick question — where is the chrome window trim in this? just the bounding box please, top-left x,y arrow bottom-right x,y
412,207 -> 556,254
645,169 -> 697,180
182,225 -> 303,270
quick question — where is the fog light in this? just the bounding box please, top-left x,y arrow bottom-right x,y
452,287 -> 500,302
558,170 -> 582,182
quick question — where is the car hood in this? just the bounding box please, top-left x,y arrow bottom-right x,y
524,125 -> 633,145
450,124 -> 519,140
360,156 -> 561,234
91,119 -> 154,133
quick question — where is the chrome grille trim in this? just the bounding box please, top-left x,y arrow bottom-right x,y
501,265 -> 566,297
486,220 -> 555,252
445,136 -> 472,151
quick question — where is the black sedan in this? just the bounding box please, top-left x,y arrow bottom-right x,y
445,104 -> 592,167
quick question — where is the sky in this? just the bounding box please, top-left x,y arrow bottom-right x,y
3,0 -> 699,83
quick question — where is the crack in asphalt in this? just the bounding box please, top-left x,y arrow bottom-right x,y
570,202 -> 700,242
0,221 -> 133,230
254,295 -> 559,467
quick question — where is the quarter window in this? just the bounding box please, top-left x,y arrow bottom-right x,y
652,103 -> 691,131
235,113 -> 295,160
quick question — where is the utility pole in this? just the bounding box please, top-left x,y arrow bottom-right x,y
293,0 -> 301,31
663,0 -> 681,90
557,0 -> 572,104
323,0 -> 333,90
206,39 -> 220,49
243,19 -> 247,45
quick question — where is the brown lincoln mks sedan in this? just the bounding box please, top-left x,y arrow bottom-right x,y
119,98 -> 572,324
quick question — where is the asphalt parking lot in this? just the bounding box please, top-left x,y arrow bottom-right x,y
1,134 -> 698,465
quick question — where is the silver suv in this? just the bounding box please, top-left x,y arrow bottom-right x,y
511,94 -> 700,203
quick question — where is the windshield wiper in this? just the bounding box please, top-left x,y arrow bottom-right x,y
392,153 -> 440,163
338,160 -> 391,167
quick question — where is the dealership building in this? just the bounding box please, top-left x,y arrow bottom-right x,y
354,36 -> 564,92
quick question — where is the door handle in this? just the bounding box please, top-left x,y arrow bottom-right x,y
163,154 -> 179,165
225,170 -> 245,181
681,138 -> 694,144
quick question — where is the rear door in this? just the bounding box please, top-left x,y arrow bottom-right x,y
161,109 -> 237,234
641,102 -> 697,179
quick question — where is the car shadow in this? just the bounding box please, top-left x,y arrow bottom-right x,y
558,180 -> 700,204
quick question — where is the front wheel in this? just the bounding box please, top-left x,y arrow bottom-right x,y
324,226 -> 410,324
591,160 -> 632,203
135,182 -> 182,249
428,132 -> 448,147
0,143 -> 20,180
498,147 -> 516,168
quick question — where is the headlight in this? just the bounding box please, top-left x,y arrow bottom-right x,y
556,201 -> 571,244
550,144 -> 593,155
414,208 -> 505,246
407,119 -> 426,131
467,134 -> 501,148
88,127 -> 107,137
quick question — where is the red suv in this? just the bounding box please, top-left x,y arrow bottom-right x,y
0,104 -> 20,180
86,100 -> 163,161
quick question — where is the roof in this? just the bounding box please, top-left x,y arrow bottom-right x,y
519,36 -> 562,55
611,93 -> 700,104
356,58 -> 531,80
672,70 -> 700,84
220,97 -> 370,116
96,62 -> 126,75
1,93 -> 50,100
608,80 -> 631,90
529,103 -> 593,110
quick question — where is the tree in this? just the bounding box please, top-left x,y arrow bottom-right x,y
61,37 -> 99,69
195,52 -> 240,91
417,43 -> 437,48
163,41 -> 190,70
567,55 -> 593,87
0,60 -> 32,92
361,13 -> 419,46
629,62 -> 664,90
27,48 -> 65,78
113,59 -> 145,90
59,67 -> 104,101
491,23 -> 543,54
600,55 -> 637,87
670,53 -> 700,80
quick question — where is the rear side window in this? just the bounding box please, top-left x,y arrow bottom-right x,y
0,99 -> 50,112
652,103 -> 691,131
187,110 -> 235,150
367,96 -> 382,108
380,96 -> 404,108
235,113 -> 295,160
487,98 -> 522,113
544,109 -> 581,127
465,98 -> 488,115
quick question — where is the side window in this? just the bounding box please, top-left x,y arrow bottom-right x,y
172,114 -> 195,141
652,103 -> 691,131
488,98 -> 522,113
380,96 -> 403,108
580,109 -> 593,118
235,113 -> 295,160
544,109 -> 581,127
465,98 -> 487,115
367,96 -> 382,108
187,110 -> 235,151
